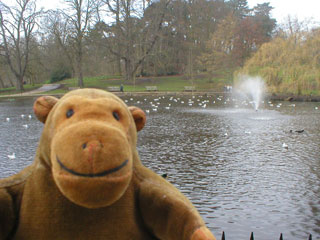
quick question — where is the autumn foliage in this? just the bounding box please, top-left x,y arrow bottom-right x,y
238,27 -> 320,95
197,2 -> 276,80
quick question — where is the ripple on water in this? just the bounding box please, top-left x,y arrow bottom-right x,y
1,96 -> 320,239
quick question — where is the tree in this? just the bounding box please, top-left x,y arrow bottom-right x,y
85,22 -> 114,76
0,57 -> 5,87
150,0 -> 189,75
101,0 -> 170,83
46,11 -> 76,78
238,24 -> 320,95
198,13 -> 238,72
62,0 -> 98,88
227,0 -> 251,18
198,1 -> 276,75
231,3 -> 276,65
252,3 -> 276,42
145,0 -> 230,76
103,0 -> 122,75
0,0 -> 41,91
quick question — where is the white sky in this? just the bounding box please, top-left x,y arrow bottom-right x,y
37,0 -> 320,26
247,0 -> 320,25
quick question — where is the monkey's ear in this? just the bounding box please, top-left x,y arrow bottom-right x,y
128,106 -> 146,132
33,96 -> 58,123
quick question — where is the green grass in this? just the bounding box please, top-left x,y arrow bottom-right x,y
56,75 -> 122,88
4,72 -> 318,96
301,89 -> 320,96
41,74 -> 229,94
0,72 -> 244,95
0,74 -> 233,96
0,84 -> 42,95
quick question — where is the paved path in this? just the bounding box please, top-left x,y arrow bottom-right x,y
0,84 -> 61,98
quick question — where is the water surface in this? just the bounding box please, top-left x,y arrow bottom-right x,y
0,95 -> 319,239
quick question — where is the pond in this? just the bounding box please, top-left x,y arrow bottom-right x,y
0,94 -> 319,239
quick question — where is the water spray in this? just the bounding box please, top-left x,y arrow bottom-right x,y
234,75 -> 265,111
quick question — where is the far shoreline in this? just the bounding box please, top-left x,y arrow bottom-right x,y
267,94 -> 320,102
1,90 -> 320,103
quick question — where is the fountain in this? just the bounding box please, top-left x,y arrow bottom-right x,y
233,75 -> 265,111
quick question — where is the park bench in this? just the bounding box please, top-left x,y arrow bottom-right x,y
184,86 -> 195,92
145,86 -> 158,91
107,86 -> 121,92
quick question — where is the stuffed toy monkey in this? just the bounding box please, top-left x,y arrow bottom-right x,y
0,88 -> 216,240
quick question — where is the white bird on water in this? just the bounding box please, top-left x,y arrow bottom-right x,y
282,143 -> 288,149
6,117 -> 10,122
23,124 -> 28,129
7,153 -> 16,159
21,114 -> 25,118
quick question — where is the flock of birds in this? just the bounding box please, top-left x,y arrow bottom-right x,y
5,113 -> 33,159
3,95 -> 319,160
124,95 -> 240,112
124,95 -> 318,151
123,95 -> 319,114
6,114 -> 32,122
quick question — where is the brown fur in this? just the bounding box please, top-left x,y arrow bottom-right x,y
0,88 -> 215,240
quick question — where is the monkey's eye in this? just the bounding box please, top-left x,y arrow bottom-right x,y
113,111 -> 120,121
66,109 -> 74,118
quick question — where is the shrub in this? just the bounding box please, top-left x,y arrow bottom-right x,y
50,66 -> 72,83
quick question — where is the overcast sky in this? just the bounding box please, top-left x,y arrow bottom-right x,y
37,0 -> 320,25
247,0 -> 320,24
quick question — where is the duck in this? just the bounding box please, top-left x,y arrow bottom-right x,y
161,173 -> 168,179
295,130 -> 304,133
289,129 -> 304,134
7,153 -> 16,159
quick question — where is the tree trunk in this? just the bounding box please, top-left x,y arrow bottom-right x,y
124,59 -> 135,83
116,55 -> 121,76
31,75 -> 36,85
0,75 -> 4,88
8,76 -> 14,87
79,72 -> 84,88
77,49 -> 84,88
16,75 -> 24,92
188,46 -> 194,86
71,67 -> 76,78
78,64 -> 84,88
116,0 -> 121,76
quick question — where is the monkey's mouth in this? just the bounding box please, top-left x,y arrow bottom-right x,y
56,157 -> 128,178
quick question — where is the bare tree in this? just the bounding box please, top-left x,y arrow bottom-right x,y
102,0 -> 170,83
0,55 -> 5,88
46,11 -> 76,77
62,0 -> 98,88
0,64 -> 4,87
0,0 -> 41,91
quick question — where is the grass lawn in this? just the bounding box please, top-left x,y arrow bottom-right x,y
0,84 -> 43,96
1,70 -> 318,96
44,74 -> 230,94
0,72 -> 233,95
